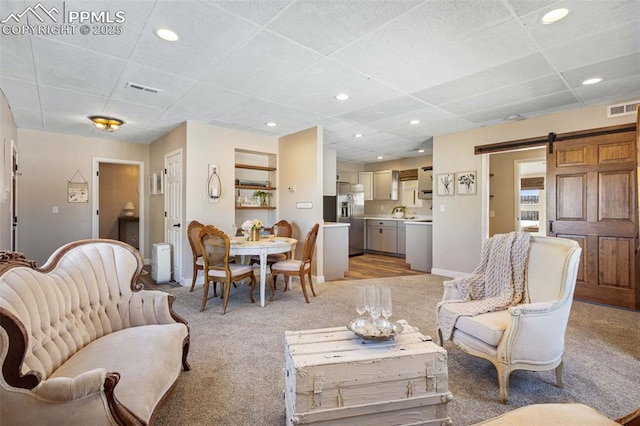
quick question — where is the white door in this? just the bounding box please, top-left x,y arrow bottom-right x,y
165,150 -> 182,282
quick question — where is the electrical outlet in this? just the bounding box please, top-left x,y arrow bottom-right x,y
440,205 -> 445,212
52,206 -> 58,214
380,205 -> 385,211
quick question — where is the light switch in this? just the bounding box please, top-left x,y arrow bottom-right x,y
489,210 -> 495,217
439,205 -> 445,212
52,206 -> 59,214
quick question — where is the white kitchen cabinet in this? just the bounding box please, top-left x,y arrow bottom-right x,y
358,171 -> 373,200
405,222 -> 432,272
397,221 -> 406,255
373,170 -> 399,200
366,220 -> 397,253
323,149 -> 337,196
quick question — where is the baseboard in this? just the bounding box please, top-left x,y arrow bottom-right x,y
430,268 -> 466,278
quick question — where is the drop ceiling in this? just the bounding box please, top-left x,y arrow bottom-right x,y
0,0 -> 638,163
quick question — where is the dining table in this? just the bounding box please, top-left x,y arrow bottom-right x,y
229,236 -> 297,307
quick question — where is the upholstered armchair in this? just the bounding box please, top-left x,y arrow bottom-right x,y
437,236 -> 581,403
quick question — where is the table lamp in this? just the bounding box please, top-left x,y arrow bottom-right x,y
123,201 -> 136,217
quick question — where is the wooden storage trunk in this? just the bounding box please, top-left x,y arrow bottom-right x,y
284,320 -> 451,425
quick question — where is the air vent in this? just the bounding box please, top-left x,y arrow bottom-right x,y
607,100 -> 639,118
126,82 -> 161,94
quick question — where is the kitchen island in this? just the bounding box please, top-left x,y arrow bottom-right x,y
323,222 -> 350,281
363,216 -> 431,257
405,221 -> 433,272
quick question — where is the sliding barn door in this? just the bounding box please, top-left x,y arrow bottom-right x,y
547,126 -> 638,309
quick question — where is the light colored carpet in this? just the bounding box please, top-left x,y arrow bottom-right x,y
153,275 -> 640,425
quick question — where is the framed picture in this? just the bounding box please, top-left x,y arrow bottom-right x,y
456,171 -> 477,195
154,171 -> 164,195
436,173 -> 455,196
149,174 -> 157,195
67,182 -> 88,203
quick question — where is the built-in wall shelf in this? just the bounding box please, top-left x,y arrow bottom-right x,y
235,185 -> 276,190
236,206 -> 276,210
235,163 -> 276,172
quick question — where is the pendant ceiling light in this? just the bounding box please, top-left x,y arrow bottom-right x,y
88,116 -> 124,132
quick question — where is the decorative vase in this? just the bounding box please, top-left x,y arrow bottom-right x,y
250,228 -> 260,241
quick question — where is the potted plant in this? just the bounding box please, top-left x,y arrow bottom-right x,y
253,190 -> 269,207
391,206 -> 406,218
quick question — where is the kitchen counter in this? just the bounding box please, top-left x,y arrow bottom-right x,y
363,216 -> 432,222
323,221 -> 350,228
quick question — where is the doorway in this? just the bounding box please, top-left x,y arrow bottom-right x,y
92,158 -> 145,257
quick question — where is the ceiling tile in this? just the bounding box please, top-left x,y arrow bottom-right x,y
111,63 -> 197,108
202,31 -> 323,97
167,82 -> 252,118
102,99 -> 165,128
40,86 -> 106,116
206,0 -> 290,26
0,29 -> 36,82
562,52 -> 640,88
128,1 -> 259,80
575,74 -> 640,105
0,77 -> 39,110
413,53 -> 555,106
338,96 -> 429,123
520,0 -> 640,49
439,75 -> 568,116
10,107 -> 43,130
43,111 -> 94,136
543,20 -> 640,72
32,37 -> 127,97
266,0 -> 423,55
462,91 -> 579,123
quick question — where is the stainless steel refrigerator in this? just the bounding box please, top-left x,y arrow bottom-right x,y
337,182 -> 365,256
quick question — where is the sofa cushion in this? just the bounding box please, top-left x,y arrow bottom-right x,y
451,308 -> 509,347
50,323 -> 188,423
474,403 -> 618,425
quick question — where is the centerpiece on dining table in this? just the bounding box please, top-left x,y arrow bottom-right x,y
241,219 -> 264,241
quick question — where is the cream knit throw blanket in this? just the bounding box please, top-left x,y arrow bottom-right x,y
437,231 -> 531,341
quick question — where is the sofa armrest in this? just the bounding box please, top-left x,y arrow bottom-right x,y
509,301 -> 553,315
33,368 -> 108,401
128,290 -> 188,327
442,280 -> 463,302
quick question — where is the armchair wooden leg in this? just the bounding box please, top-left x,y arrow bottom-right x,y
283,276 -> 289,292
300,273 -> 310,303
555,360 -> 564,388
497,365 -> 510,404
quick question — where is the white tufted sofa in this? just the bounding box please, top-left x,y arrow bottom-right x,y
0,239 -> 190,425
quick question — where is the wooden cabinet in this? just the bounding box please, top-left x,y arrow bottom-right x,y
366,220 -> 398,253
406,223 -> 432,272
358,171 -> 373,201
373,170 -> 399,200
118,216 -> 139,249
337,169 -> 359,184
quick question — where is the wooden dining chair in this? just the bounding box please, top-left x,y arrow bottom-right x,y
250,219 -> 293,269
268,223 -> 319,303
187,220 -> 205,292
197,225 -> 257,314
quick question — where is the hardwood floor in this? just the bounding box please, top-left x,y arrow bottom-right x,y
140,253 -> 426,289
334,253 -> 427,281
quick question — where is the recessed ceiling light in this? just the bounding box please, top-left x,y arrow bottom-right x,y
354,133 -> 363,138
541,8 -> 569,24
265,122 -> 277,127
335,93 -> 350,101
582,77 -> 602,85
409,119 -> 420,125
155,28 -> 180,42
418,149 -> 425,153
377,156 -> 383,160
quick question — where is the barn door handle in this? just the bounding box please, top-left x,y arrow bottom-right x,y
548,220 -> 554,234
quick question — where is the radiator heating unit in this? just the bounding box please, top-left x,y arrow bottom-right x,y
152,243 -> 171,283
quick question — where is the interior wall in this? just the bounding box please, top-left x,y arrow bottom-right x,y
489,148 -> 545,236
148,123 -> 187,258
432,99 -> 636,277
17,128 -> 149,265
278,126 -> 324,279
98,163 -> 140,241
0,91 -> 17,250
363,155 -> 433,216
176,121 -> 278,286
